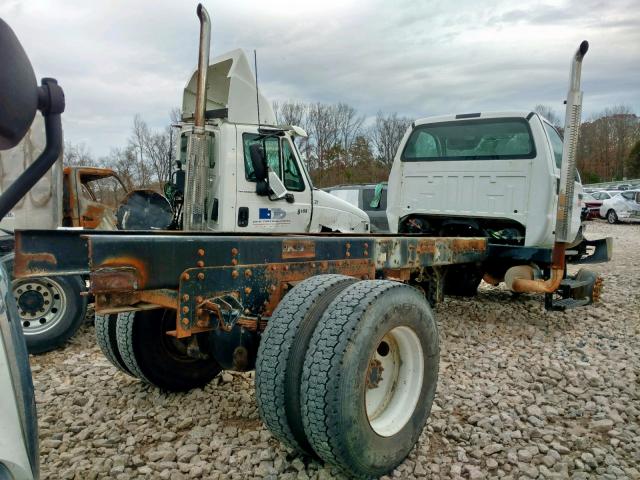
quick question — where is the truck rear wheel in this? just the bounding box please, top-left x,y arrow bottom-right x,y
443,264 -> 482,297
95,313 -> 133,376
301,280 -> 439,478
255,274 -> 356,455
116,309 -> 221,391
13,275 -> 88,354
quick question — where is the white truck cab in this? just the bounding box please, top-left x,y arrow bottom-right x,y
175,50 -> 369,234
387,111 -> 583,248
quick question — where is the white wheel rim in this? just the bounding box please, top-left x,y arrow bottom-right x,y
365,326 -> 424,437
13,278 -> 67,336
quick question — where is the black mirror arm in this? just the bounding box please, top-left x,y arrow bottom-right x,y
0,78 -> 65,219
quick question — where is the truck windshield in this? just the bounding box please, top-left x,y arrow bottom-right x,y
401,118 -> 535,161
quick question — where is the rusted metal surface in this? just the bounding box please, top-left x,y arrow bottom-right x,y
12,245 -> 57,277
382,268 -> 411,282
175,259 -> 375,338
63,166 -> 125,229
91,267 -> 139,292
366,358 -> 384,389
375,236 -> 486,270
138,289 -> 179,310
93,257 -> 149,290
281,239 -> 316,259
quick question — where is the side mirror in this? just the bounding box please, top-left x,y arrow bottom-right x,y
249,143 -> 268,182
249,143 -> 270,196
0,19 -> 39,149
0,19 -> 65,220
267,171 -> 288,200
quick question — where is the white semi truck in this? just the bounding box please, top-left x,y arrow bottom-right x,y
170,47 -> 370,234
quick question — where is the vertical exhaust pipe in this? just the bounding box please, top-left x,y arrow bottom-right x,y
184,3 -> 212,230
507,41 -> 588,294
194,4 -> 211,131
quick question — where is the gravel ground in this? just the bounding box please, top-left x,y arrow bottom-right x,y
30,222 -> 639,479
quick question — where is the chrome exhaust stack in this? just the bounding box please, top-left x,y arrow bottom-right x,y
183,3 -> 212,230
555,40 -> 588,244
507,41 -> 589,295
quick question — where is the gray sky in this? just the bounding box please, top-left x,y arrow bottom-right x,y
2,0 -> 639,157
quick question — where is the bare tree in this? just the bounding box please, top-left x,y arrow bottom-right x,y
98,147 -> 136,190
273,100 -> 307,126
63,142 -> 96,167
128,115 -> 154,187
371,112 -> 412,167
577,106 -> 639,181
306,102 -> 340,171
335,103 -> 364,151
534,104 -> 561,128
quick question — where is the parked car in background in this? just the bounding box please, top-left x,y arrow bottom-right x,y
599,190 -> 640,224
591,190 -> 621,202
325,183 -> 389,232
582,192 -> 603,220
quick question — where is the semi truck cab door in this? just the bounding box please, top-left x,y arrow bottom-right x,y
235,129 -> 311,232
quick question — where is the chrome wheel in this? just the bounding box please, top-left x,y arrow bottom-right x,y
13,278 -> 67,336
365,325 -> 424,437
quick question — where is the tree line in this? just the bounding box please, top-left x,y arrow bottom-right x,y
64,102 -> 639,191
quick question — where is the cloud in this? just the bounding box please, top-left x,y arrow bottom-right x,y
2,0 -> 638,156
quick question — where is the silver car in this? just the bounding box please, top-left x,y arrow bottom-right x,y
599,190 -> 640,223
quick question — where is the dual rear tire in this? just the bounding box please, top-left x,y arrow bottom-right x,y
95,308 -> 221,391
255,275 -> 439,478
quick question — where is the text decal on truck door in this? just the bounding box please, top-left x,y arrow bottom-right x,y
253,207 -> 290,226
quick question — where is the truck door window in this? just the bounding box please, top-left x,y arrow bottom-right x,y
281,139 -> 305,192
543,122 -> 564,169
243,134 -> 281,181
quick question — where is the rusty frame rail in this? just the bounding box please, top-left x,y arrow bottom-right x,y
14,230 -> 488,336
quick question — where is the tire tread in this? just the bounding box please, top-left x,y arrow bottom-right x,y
300,280 -> 407,473
95,313 -> 133,376
255,274 -> 355,453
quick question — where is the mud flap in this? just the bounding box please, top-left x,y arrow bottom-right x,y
566,237 -> 612,264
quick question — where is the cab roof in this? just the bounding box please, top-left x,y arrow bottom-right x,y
414,111 -> 535,126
